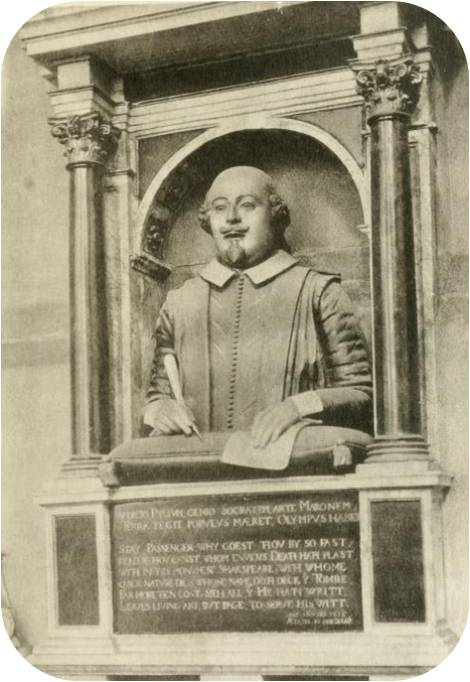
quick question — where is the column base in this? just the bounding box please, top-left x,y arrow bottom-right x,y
357,435 -> 445,479
366,435 -> 430,462
60,454 -> 103,478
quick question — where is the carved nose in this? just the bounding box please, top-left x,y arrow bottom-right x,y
227,206 -> 241,224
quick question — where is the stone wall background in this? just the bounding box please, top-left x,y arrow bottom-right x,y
2,34 -> 70,648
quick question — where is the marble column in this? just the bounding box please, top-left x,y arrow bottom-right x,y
50,113 -> 121,464
355,58 -> 429,461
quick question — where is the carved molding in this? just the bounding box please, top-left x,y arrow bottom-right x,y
354,57 -> 422,120
50,111 -> 121,166
129,68 -> 359,137
131,158 -> 203,281
130,253 -> 172,282
143,212 -> 168,260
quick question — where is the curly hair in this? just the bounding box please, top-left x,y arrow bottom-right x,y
198,185 -> 291,236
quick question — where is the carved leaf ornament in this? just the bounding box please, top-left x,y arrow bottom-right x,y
356,58 -> 422,117
50,112 -> 121,164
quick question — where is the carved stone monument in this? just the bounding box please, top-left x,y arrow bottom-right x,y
16,3 -> 463,680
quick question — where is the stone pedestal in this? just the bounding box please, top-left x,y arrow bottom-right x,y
30,448 -> 455,680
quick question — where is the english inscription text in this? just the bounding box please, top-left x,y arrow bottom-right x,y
112,491 -> 362,633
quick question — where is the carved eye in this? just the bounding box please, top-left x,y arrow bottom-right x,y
240,201 -> 255,210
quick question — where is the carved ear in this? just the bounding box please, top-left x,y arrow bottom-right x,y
198,202 -> 212,233
270,194 -> 290,232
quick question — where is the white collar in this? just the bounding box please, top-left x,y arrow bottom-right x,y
199,250 -> 298,288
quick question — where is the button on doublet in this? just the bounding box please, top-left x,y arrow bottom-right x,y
226,274 -> 245,429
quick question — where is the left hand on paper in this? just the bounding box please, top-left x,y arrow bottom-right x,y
251,398 -> 301,449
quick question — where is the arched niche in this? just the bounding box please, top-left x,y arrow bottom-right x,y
133,121 -> 371,410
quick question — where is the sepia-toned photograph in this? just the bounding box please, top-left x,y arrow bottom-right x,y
1,1 -> 468,680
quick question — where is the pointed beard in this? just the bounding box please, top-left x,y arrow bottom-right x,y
220,241 -> 247,268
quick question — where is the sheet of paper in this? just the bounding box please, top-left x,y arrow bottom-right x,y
221,421 -> 307,471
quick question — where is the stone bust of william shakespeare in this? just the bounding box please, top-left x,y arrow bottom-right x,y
143,166 -> 372,450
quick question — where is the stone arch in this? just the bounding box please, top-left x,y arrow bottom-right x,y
133,116 -> 372,419
132,116 -> 368,281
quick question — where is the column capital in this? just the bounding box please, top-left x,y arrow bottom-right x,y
50,111 -> 121,167
354,56 -> 422,121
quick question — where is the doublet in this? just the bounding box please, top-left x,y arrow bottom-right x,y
147,250 -> 372,433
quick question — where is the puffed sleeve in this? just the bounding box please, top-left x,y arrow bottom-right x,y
313,280 -> 373,432
145,299 -> 175,404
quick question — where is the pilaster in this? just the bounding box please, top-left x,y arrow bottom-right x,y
102,80 -> 140,446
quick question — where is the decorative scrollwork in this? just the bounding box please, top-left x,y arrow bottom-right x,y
130,253 -> 171,282
50,111 -> 121,165
355,58 -> 422,119
133,159 -> 202,280
140,200 -> 171,260
144,218 -> 167,260
158,159 -> 196,212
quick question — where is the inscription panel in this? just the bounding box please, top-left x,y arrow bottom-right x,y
112,491 -> 362,633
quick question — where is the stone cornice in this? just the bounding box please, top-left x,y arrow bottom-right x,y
20,2 -> 307,70
129,67 -> 361,137
353,57 -> 422,120
50,112 -> 121,166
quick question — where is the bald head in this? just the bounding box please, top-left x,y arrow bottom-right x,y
206,166 -> 274,203
199,166 -> 290,269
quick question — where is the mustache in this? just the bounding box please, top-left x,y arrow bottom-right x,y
220,227 -> 249,237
